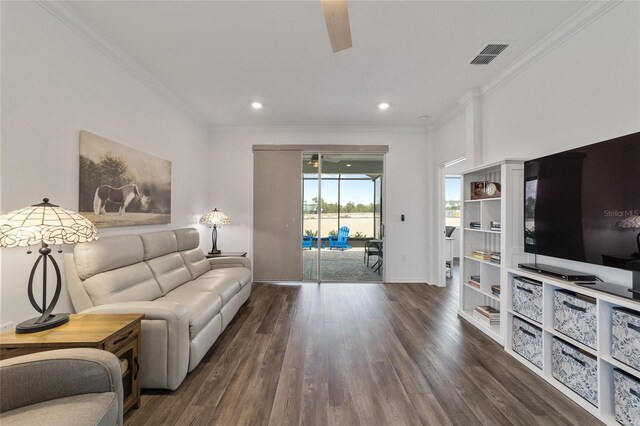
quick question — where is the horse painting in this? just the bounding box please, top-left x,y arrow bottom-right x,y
93,184 -> 140,215
80,131 -> 171,226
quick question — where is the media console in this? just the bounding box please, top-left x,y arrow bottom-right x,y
517,263 -> 597,281
459,154 -> 640,424
506,267 -> 640,425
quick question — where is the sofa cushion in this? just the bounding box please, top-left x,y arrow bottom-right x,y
199,267 -> 252,288
180,249 -> 211,279
83,262 -> 161,306
74,235 -> 144,280
140,231 -> 177,260
157,291 -> 221,339
175,228 -> 200,251
0,392 -> 118,426
172,277 -> 240,305
145,253 -> 192,295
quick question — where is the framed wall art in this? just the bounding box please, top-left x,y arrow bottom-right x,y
79,130 -> 171,227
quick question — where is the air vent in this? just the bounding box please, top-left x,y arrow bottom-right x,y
470,43 -> 509,65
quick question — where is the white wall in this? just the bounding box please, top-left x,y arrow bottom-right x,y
482,1 -> 640,163
428,111 -> 467,285
210,126 -> 431,283
432,110 -> 467,167
0,2 -> 211,325
430,1 -> 640,285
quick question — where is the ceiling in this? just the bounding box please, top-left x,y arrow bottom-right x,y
303,153 -> 384,174
67,1 -> 586,128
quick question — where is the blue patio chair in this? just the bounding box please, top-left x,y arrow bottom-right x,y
302,235 -> 313,250
328,226 -> 352,250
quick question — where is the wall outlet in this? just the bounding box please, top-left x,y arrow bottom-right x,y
0,322 -> 14,333
401,254 -> 408,261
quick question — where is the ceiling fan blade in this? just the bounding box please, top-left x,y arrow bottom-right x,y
320,0 -> 352,53
321,154 -> 342,163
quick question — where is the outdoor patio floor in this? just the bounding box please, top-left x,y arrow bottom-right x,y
302,247 -> 382,281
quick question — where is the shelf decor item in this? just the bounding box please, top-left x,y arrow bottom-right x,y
0,198 -> 98,333
612,307 -> 640,371
512,317 -> 543,369
471,250 -> 491,261
200,208 -> 230,255
512,276 -> 543,323
468,275 -> 481,289
551,337 -> 598,407
470,181 -> 501,200
473,305 -> 500,326
553,289 -> 598,349
614,368 -> 640,426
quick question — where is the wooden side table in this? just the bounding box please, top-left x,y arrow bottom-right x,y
206,251 -> 247,258
0,313 -> 143,415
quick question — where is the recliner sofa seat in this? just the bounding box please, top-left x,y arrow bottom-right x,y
64,228 -> 252,390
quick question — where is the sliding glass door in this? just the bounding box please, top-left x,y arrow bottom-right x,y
302,153 -> 384,282
302,154 -> 319,281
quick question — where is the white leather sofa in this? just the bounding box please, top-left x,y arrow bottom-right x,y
64,228 -> 251,390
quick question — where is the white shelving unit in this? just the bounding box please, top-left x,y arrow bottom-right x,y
458,160 -> 525,344
458,159 -> 640,424
505,267 -> 640,425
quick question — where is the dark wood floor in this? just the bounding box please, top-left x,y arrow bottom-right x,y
125,282 -> 602,425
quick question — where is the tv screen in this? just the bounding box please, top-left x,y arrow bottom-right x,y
524,131 -> 640,270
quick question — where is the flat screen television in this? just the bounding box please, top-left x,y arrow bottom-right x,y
524,131 -> 640,271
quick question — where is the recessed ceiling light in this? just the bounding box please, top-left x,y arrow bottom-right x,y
346,163 -> 352,167
378,102 -> 390,110
251,102 -> 263,110
418,115 -> 429,120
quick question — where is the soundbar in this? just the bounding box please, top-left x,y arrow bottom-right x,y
517,263 -> 597,282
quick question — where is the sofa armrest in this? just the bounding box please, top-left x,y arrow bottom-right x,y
208,257 -> 251,270
0,348 -> 123,424
81,301 -> 188,325
81,301 -> 190,390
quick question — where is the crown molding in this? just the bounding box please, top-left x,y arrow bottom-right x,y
430,103 -> 465,130
212,125 -> 428,133
457,88 -> 482,106
36,1 -> 211,129
480,0 -> 622,98
432,0 -> 622,130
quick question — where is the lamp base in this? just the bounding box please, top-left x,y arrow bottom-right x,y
16,313 -> 69,334
208,249 -> 221,255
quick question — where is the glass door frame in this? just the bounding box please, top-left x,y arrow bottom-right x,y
302,151 -> 324,282
302,151 -> 385,283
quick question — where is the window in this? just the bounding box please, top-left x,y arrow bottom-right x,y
302,174 -> 379,238
445,176 -> 461,228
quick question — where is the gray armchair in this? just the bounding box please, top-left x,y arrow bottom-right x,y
0,348 -> 123,426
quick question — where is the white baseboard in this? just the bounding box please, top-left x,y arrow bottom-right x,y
385,278 -> 430,284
